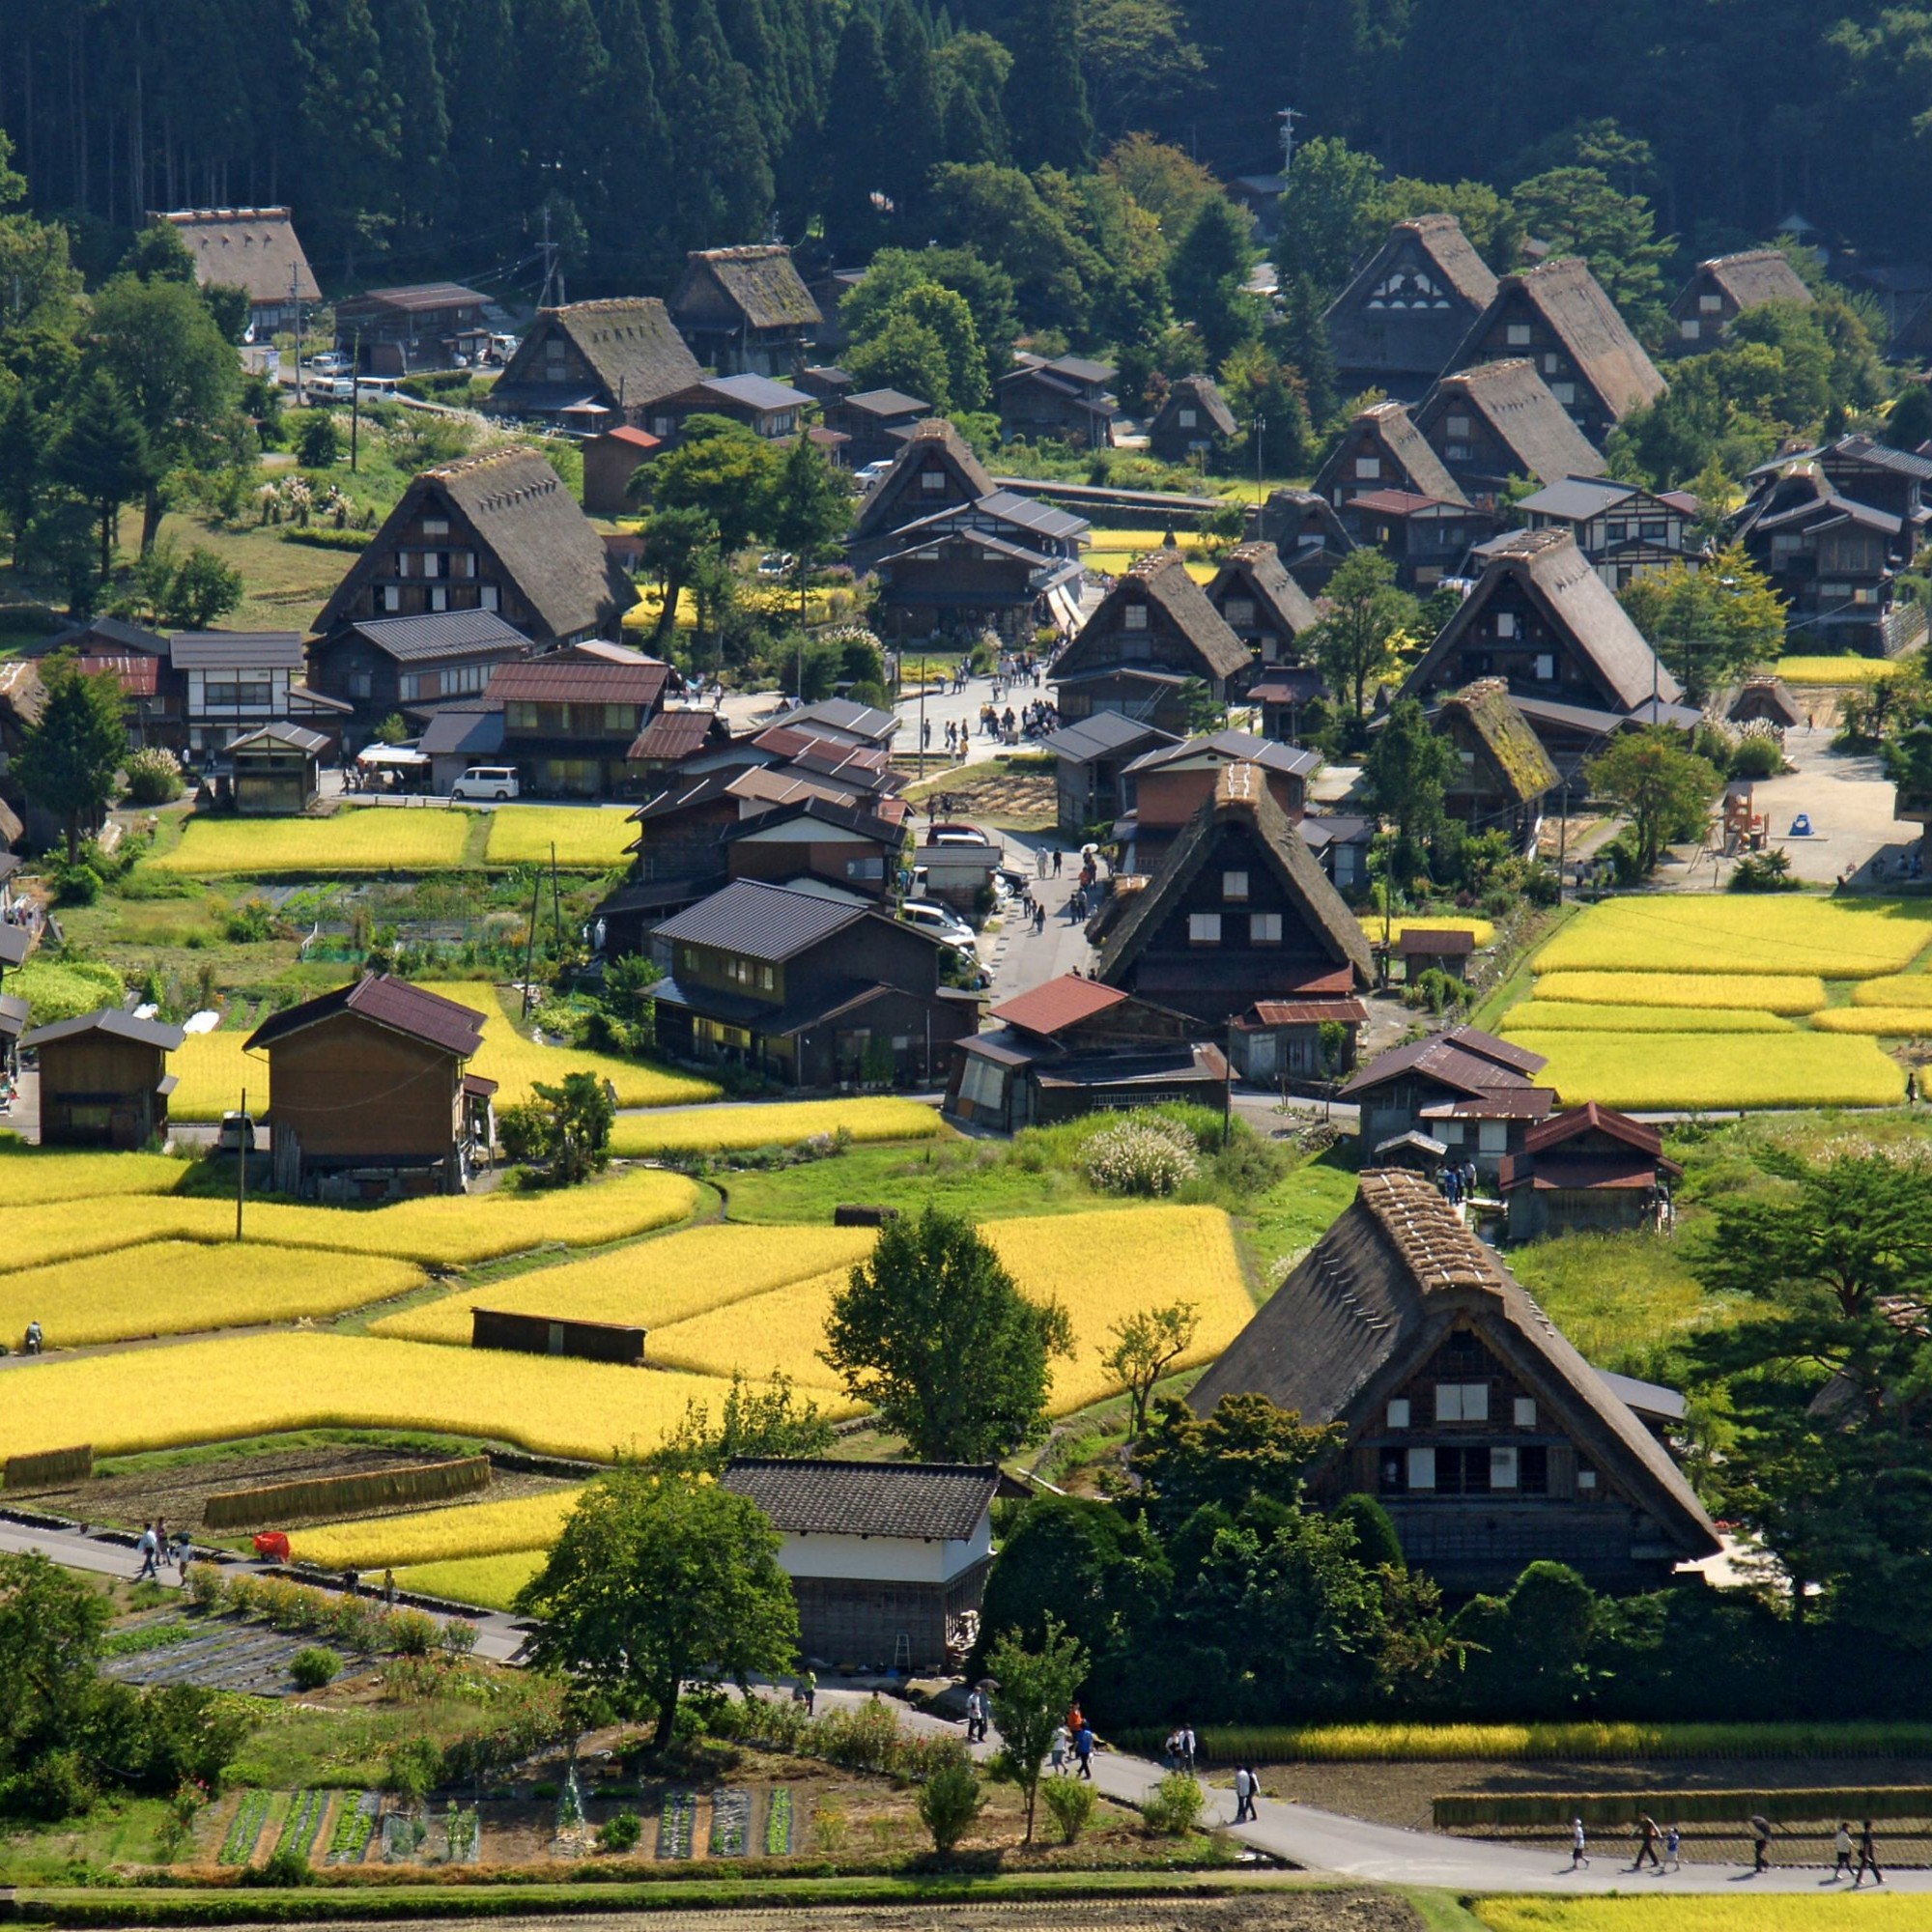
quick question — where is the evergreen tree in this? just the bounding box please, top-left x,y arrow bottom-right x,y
298,0 -> 402,277
48,373 -> 154,585
386,0 -> 450,244
0,383 -> 43,570
590,0 -> 670,273
1002,0 -> 1093,175
880,0 -> 943,220
766,435 -> 851,625
819,11 -> 896,255
440,0 -> 520,242
518,0 -> 611,226
13,649 -> 133,867
1167,196 -> 1258,364
1279,271 -> 1339,427
668,3 -> 775,252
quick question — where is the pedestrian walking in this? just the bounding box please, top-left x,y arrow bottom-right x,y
965,1687 -> 985,1743
1748,1813 -> 1772,1873
802,1668 -> 817,1716
1037,846 -> 1048,878
1570,1817 -> 1589,1869
155,1515 -> 170,1572
1033,900 -> 1045,934
1833,1821 -> 1855,1881
174,1531 -> 193,1588
1050,1725 -> 1069,1776
1856,1818 -> 1884,1886
1634,1813 -> 1662,1870
135,1521 -> 159,1582
22,1318 -> 42,1354
1664,1821 -> 1681,1871
1073,1721 -> 1094,1778
1181,1723 -> 1197,1774
1234,1766 -> 1255,1823
1052,847 -> 1063,877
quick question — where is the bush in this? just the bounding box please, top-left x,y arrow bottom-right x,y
54,864 -> 102,905
1730,731 -> 1783,779
596,1808 -> 642,1852
1041,1775 -> 1095,1843
289,1646 -> 340,1690
915,1755 -> 985,1853
125,747 -> 185,805
248,1840 -> 313,1887
1730,848 -> 1801,894
1142,1771 -> 1205,1835
1082,1112 -> 1200,1197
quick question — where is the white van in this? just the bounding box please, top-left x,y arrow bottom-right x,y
899,898 -> 978,957
451,766 -> 520,802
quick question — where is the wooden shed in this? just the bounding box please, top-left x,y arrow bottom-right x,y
21,1007 -> 184,1149
225,722 -> 327,814
1398,927 -> 1476,983
1500,1102 -> 1684,1242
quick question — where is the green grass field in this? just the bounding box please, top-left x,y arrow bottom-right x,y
1507,1232 -> 1740,1373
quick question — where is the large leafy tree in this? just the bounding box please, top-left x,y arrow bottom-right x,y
1511,166 -> 1671,325
517,1471 -> 798,1747
1274,135 -> 1382,302
1583,725 -> 1721,875
1308,548 -> 1418,722
1131,1392 -> 1340,1535
821,1205 -> 1072,1460
640,415 -> 781,558
13,650 -> 129,866
1618,544 -> 1786,703
1364,695 -> 1458,879
1166,196 -> 1258,365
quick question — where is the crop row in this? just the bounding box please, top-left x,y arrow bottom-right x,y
606,1096 -> 946,1156
1532,971 -> 1827,1013
1497,1002 -> 1794,1036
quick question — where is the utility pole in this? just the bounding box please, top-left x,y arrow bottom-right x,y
291,263 -> 304,407
1254,412 -> 1266,512
1277,106 -> 1302,180
551,841 -> 563,959
349,328 -> 362,471
538,203 -> 565,310
235,1086 -> 247,1240
521,869 -> 542,1016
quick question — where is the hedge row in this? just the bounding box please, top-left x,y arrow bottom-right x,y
203,1456 -> 489,1529
1435,1785 -> 1932,1829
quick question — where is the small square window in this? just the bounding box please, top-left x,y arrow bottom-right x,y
1506,324 -> 1531,346
1679,319 -> 1701,340
1478,1121 -> 1508,1154
1550,382 -> 1576,405
1355,455 -> 1380,479
1386,1398 -> 1410,1429
1496,612 -> 1517,639
1445,414 -> 1470,439
422,517 -> 449,536
1224,597 -> 1255,627
1222,869 -> 1249,900
921,468 -> 947,491
1123,604 -> 1149,631
1514,1397 -> 1537,1427
1188,912 -> 1221,944
1534,653 -> 1556,682
1491,1447 -> 1519,1489
1406,1446 -> 1436,1490
1249,912 -> 1282,944
1700,292 -> 1723,312
1178,408 -> 1196,427
1544,352 -> 1561,374
1577,1466 -> 1598,1491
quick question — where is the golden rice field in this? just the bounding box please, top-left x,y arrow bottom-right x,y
0,1332 -> 776,1465
481,807 -> 635,870
1478,1901 -> 1931,1932
1360,916 -> 1497,949
0,1146 -> 187,1204
1086,549 -> 1216,583
1532,971 -> 1827,1014
1498,1002 -> 1795,1035
414,982 -> 722,1110
289,1485 -> 590,1568
1508,1031 -> 1904,1112
393,1550 -> 547,1612
1811,1007 -> 1932,1037
1533,896 -> 1932,978
647,1206 -> 1253,1415
1852,976 -> 1932,1006
1775,654 -> 1906,685
0,1166 -> 700,1274
148,810 -> 472,877
373,1222 -> 877,1346
0,1240 -> 423,1350
607,1096 -> 947,1156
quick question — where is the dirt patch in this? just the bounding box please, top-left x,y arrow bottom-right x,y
22,1444 -> 571,1538
909,765 -> 1057,831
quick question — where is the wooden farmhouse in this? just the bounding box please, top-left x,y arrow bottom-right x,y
1341,1026 -> 1552,1178
1313,400 -> 1468,513
1203,541 -> 1320,667
485,647 -> 673,795
156,207 -> 319,338
1187,1169 -> 1720,1593
1515,474 -> 1698,588
945,975 -> 1225,1132
645,373 -> 809,444
1447,257 -> 1665,446
1724,675 -> 1804,729
650,879 -> 974,1087
306,609 -> 530,750
821,387 -> 933,469
1147,373 -> 1238,464
997,354 -> 1120,448
1734,468 -> 1913,658
1251,488 -> 1356,595
487,298 -> 701,431
847,419 -> 999,570
222,722 -> 327,814
1428,678 -> 1559,851
1399,529 -> 1688,775
1501,1102 -> 1684,1241
1115,727 -> 1317,876
1669,248 -> 1813,353
1050,551 -> 1252,736
335,283 -> 492,375
1338,491 -> 1495,594
1095,760 -> 1373,1026
312,449 -> 637,654
245,975 -> 493,1199
1413,359 -> 1607,502
1323,213 -> 1500,402
1227,986 -> 1369,1087
21,1007 -> 183,1149
721,1459 -> 998,1673
668,245 -> 821,378
1040,712 -> 1178,840
717,795 -> 904,898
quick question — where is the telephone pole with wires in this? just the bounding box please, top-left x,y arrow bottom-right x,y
537,204 -> 566,310
1277,106 -> 1302,180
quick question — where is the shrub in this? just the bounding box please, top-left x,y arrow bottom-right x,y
1082,1112 -> 1199,1197
289,1646 -> 340,1690
385,1734 -> 441,1804
596,1808 -> 642,1852
1729,848 -> 1801,894
248,1840 -> 312,1887
915,1755 -> 985,1853
125,747 -> 185,805
55,864 -> 102,905
1041,1775 -> 1095,1843
1142,1771 -> 1205,1835
1730,730 -> 1783,779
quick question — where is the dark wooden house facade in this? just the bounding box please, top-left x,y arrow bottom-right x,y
486,648 -> 672,795
1340,1026 -> 1552,1178
1413,359 -> 1608,503
307,609 -> 530,749
1669,249 -> 1812,353
1428,678 -> 1558,851
1323,213 -> 1500,402
21,1007 -> 183,1149
1501,1102 -> 1684,1241
1188,1169 -> 1720,1593
487,298 -> 701,430
1313,400 -> 1468,513
1147,374 -> 1238,463
997,355 -> 1120,448
1203,542 -> 1320,665
1516,474 -> 1698,588
668,246 -> 822,377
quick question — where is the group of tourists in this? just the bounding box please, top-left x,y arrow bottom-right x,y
1570,1812 -> 1884,1883
133,1518 -> 193,1583
1046,1703 -> 1097,1777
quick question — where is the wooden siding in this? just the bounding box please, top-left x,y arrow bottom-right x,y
265,1010 -> 461,1162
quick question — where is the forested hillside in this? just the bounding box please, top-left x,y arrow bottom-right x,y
0,0 -> 1926,296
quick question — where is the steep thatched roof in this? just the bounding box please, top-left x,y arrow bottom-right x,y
849,418 -> 998,548
1684,249 -> 1814,316
1096,761 -> 1373,987
1459,258 -> 1665,423
156,208 -> 318,306
1056,550 -> 1251,685
494,298 -> 700,411
313,448 -> 636,642
1151,373 -> 1238,440
673,246 -> 822,331
1185,1168 -> 1719,1560
1323,213 -> 1500,379
1315,401 -> 1468,507
1402,528 -> 1679,712
1416,359 -> 1607,487
1207,541 -> 1320,639
1435,678 -> 1560,802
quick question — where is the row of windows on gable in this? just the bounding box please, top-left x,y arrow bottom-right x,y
1381,1444 -> 1593,1493
1387,1389 -> 1536,1428
1189,911 -> 1283,944
377,583 -> 500,614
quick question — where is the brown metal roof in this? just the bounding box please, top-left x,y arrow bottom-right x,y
245,974 -> 486,1059
1241,997 -> 1370,1027
628,710 -> 717,762
488,658 -> 670,706
988,975 -> 1128,1037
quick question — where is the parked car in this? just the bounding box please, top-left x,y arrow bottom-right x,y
217,1111 -> 256,1153
451,765 -> 521,802
898,898 -> 978,957
924,824 -> 993,849
853,459 -> 895,488
306,351 -> 350,376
